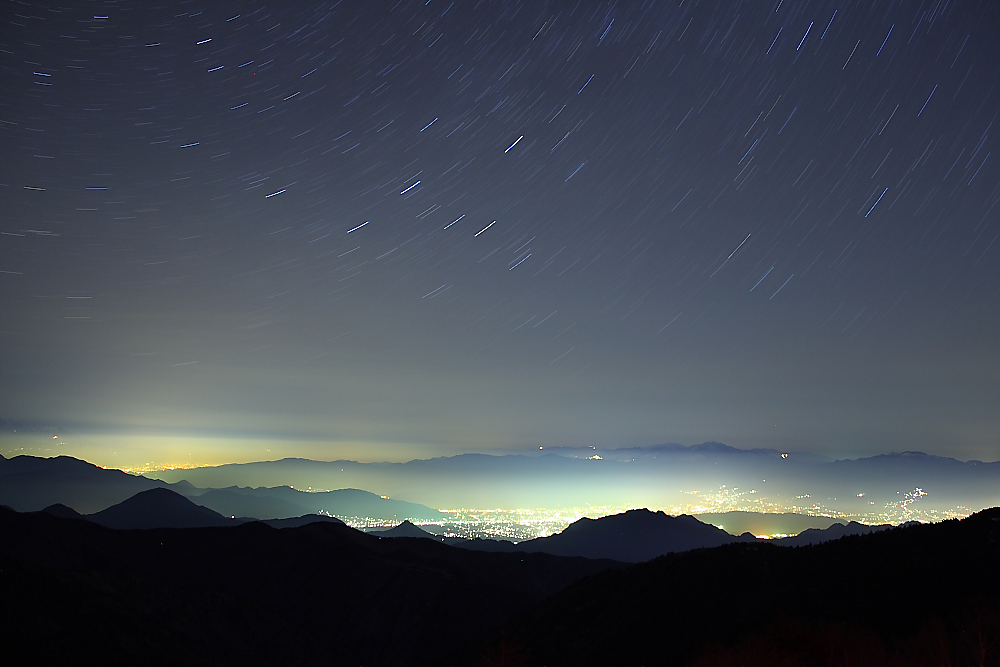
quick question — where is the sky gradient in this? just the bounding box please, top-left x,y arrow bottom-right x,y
2,1 -> 999,469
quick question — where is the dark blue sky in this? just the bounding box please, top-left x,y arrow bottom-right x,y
2,1 -> 999,468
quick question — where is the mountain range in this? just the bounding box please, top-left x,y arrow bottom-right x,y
368,511 -> 760,563
0,503 -> 618,666
3,495 -> 998,665
452,508 -> 756,562
16,481 -> 896,559
514,509 -> 754,560
0,456 -> 908,562
37,487 -> 352,531
0,453 -> 443,522
0,448 -> 896,562
467,507 -> 1000,666
772,519 -> 894,546
186,484 -> 445,521
141,444 -> 1000,513
10,444 -> 996,519
88,487 -> 238,529
0,453 -> 166,513
7,479 -> 753,558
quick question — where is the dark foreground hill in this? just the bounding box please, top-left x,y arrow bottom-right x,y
464,507 -> 1000,666
0,505 -> 619,667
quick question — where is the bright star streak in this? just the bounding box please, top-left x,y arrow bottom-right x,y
474,221 -> 496,237
346,221 -> 369,233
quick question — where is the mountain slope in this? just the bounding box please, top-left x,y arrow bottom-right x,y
147,447 -> 1000,513
186,485 -> 444,521
0,455 -> 445,522
773,519 -> 892,546
514,508 -> 749,562
260,514 -> 345,529
369,520 -> 439,539
0,454 -> 167,513
0,505 -> 620,666
87,488 -> 236,529
466,508 -> 1000,666
183,487 -> 312,519
40,503 -> 84,520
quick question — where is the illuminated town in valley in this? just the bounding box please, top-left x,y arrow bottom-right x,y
324,485 -> 972,541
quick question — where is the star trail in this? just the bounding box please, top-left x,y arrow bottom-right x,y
1,1 -> 998,468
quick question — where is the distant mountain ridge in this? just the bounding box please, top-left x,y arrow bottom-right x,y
773,520 -> 893,546
144,444 -> 1000,512
7,449 -> 1000,528
0,454 -> 443,522
186,484 -> 445,521
43,483 -> 896,555
0,453 -> 168,513
48,487 -> 347,531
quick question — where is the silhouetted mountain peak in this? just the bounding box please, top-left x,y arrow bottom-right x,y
41,503 -> 83,519
562,508 -> 714,533
261,514 -> 346,529
88,487 -> 235,530
518,508 -> 742,562
0,454 -> 169,514
468,507 -> 1000,667
371,519 -> 439,539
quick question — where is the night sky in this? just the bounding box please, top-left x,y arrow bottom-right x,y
3,1 -> 999,469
